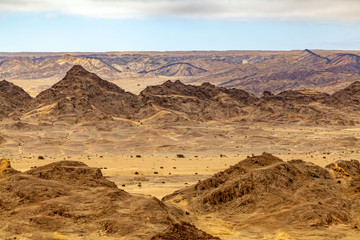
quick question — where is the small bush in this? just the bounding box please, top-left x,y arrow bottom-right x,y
38,156 -> 44,160
136,155 -> 141,158
177,154 -> 185,158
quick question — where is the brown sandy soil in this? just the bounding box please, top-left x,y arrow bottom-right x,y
2,120 -> 360,198
1,120 -> 360,239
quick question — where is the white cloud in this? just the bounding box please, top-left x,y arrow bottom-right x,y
0,0 -> 359,21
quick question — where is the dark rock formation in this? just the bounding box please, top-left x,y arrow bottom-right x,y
0,79 -> 32,118
164,153 -> 360,236
30,65 -> 142,122
0,160 -> 218,240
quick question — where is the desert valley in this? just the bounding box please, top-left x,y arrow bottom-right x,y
1,50 -> 360,240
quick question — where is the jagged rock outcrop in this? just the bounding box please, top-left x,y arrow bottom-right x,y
163,153 -> 360,238
0,79 -> 32,118
0,158 -> 20,177
0,160 -> 218,240
28,65 -> 142,122
256,89 -> 351,125
1,66 -> 360,125
333,81 -> 360,108
140,80 -> 256,121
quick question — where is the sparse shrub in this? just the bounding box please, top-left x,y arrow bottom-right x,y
135,172 -> 139,175
38,156 -> 44,160
154,171 -> 158,174
136,155 -> 141,158
177,154 -> 185,158
160,166 -> 164,169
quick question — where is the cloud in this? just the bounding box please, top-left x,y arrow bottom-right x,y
0,0 -> 359,21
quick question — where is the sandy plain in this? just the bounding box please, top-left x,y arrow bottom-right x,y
2,119 -> 360,239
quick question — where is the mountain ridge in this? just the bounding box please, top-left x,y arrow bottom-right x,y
1,65 -> 360,125
1,50 -> 360,97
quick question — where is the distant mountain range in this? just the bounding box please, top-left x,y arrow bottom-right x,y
1,50 -> 360,97
1,65 -> 360,125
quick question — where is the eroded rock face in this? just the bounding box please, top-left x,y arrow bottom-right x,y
1,65 -> 360,125
0,158 -> 20,177
25,161 -> 117,188
139,80 -> 257,121
30,65 -> 142,122
163,153 -> 360,236
0,160 -> 218,240
0,79 -> 32,119
333,81 -> 360,108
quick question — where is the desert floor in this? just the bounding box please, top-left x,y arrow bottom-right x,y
2,120 -> 360,239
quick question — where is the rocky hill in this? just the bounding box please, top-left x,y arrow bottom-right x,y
140,79 -> 357,125
0,79 -> 32,119
0,65 -> 359,125
140,80 -> 257,121
163,153 -> 360,239
332,81 -> 360,109
27,65 -> 142,122
0,158 -> 218,240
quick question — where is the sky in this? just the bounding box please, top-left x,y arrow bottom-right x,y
0,0 -> 359,52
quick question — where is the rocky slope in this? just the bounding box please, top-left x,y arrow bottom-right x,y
27,65 -> 142,122
140,79 -> 356,125
0,79 -> 32,119
0,158 -> 218,240
0,65 -> 359,125
163,153 -> 360,239
140,80 -> 257,121
332,81 -> 360,109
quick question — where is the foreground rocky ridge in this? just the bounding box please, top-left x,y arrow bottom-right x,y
163,153 -> 360,239
0,158 -> 217,240
1,65 -> 360,125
